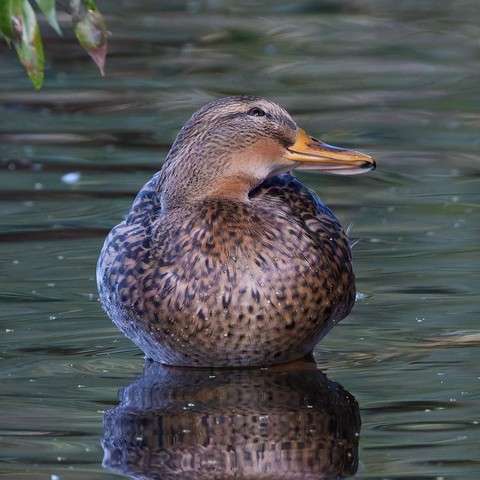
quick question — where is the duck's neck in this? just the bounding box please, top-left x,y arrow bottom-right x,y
207,174 -> 261,202
159,155 -> 259,210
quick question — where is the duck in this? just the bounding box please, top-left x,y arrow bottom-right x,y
96,96 -> 375,367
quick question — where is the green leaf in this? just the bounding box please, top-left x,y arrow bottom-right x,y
35,0 -> 62,35
0,0 -> 15,42
12,0 -> 45,89
71,0 -> 107,75
3,0 -> 108,88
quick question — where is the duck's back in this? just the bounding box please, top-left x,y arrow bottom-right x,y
97,173 -> 355,366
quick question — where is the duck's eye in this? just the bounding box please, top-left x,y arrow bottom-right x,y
247,107 -> 266,117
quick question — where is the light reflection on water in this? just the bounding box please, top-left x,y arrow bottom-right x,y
0,1 -> 479,479
102,360 -> 360,479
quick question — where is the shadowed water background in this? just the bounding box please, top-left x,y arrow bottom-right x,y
0,1 -> 479,479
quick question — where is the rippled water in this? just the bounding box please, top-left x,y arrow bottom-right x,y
1,1 -> 479,479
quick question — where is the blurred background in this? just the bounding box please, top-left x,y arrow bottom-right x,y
0,1 -> 479,479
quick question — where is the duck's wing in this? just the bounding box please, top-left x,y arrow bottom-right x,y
125,171 -> 163,225
250,173 -> 343,233
250,173 -> 355,323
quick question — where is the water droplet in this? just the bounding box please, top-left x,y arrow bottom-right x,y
61,172 -> 81,185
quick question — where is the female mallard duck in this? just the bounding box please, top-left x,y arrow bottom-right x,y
97,96 -> 375,367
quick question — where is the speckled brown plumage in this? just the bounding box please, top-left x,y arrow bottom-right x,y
97,96 -> 375,367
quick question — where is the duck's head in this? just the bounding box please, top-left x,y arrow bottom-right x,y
161,96 -> 375,208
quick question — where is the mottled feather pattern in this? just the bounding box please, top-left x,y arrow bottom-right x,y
98,173 -> 355,366
97,96 -> 372,366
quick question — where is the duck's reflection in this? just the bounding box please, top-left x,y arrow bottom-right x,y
102,358 -> 360,479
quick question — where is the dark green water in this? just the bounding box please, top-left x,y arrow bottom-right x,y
1,1 -> 479,479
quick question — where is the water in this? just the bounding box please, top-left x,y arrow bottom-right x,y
1,1 -> 479,478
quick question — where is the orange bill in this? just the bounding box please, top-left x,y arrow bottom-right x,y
285,128 -> 376,174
